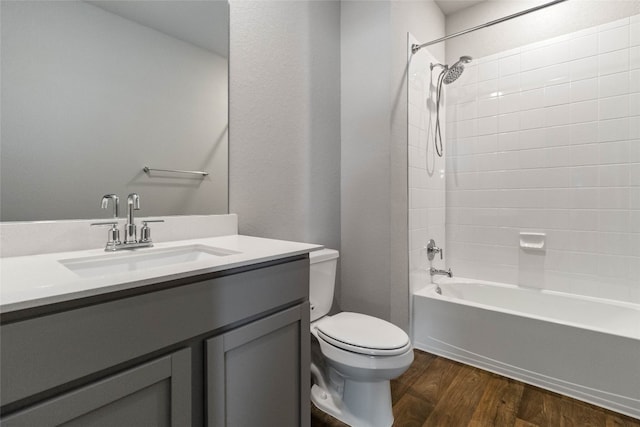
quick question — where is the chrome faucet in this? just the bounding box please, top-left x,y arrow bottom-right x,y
426,239 -> 443,261
429,268 -> 452,295
426,239 -> 452,295
426,239 -> 452,277
91,193 -> 163,251
430,267 -> 453,278
124,193 -> 140,244
101,194 -> 119,218
92,194 -> 121,251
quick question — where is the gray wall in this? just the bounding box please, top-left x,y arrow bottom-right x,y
0,1 -> 228,221
229,0 -> 445,329
341,0 -> 393,321
341,1 -> 445,329
228,1 -> 341,251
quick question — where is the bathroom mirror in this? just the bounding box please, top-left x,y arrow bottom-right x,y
0,0 -> 229,221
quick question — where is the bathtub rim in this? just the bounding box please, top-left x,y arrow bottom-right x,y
414,277 -> 640,342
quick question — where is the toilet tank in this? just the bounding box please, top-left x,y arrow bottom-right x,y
309,248 -> 339,322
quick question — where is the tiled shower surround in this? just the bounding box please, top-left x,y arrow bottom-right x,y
409,15 -> 640,303
408,34 -> 447,294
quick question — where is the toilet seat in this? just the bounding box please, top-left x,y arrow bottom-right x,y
315,312 -> 411,356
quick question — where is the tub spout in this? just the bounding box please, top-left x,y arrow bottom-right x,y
430,267 -> 452,278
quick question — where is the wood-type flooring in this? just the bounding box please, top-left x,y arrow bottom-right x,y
311,350 -> 640,427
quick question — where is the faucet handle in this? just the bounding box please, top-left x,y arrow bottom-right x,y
140,219 -> 164,243
90,221 -> 119,227
91,221 -> 121,250
426,239 -> 443,261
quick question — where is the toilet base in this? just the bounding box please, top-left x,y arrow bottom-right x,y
311,378 -> 394,427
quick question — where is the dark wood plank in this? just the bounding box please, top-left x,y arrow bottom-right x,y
606,413 -> 640,427
559,395 -> 607,427
311,350 -> 640,427
391,350 -> 436,403
517,385 -> 564,426
421,364 -> 491,427
514,418 -> 539,427
407,355 -> 464,406
391,392 -> 434,427
469,375 -> 524,427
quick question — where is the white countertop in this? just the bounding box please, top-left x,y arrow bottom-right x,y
0,234 -> 322,314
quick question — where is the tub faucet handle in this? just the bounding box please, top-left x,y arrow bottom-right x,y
426,239 -> 443,261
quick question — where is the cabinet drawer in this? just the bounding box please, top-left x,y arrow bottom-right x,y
1,257 -> 309,407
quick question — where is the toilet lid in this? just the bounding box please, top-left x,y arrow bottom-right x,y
315,312 -> 411,356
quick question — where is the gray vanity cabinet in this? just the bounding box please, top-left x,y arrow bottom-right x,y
1,256 -> 311,426
207,303 -> 310,427
1,348 -> 192,427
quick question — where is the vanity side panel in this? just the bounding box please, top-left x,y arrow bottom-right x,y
0,258 -> 309,407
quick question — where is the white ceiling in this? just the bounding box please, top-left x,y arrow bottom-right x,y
434,0 -> 487,15
87,1 -> 229,58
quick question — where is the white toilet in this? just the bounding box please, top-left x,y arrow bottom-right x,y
309,249 -> 414,427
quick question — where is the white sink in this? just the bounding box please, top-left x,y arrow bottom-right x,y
59,244 -> 241,278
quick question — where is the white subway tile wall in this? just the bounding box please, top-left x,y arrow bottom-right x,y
410,16 -> 640,303
408,35 -> 447,293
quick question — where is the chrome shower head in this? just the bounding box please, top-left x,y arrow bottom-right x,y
442,55 -> 473,84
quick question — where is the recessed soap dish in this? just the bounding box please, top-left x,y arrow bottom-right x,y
519,232 -> 546,250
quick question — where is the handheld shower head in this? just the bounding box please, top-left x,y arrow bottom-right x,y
430,55 -> 473,158
442,56 -> 473,84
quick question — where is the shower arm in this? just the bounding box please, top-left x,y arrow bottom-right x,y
412,0 -> 568,54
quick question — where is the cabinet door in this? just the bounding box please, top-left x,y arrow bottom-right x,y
207,303 -> 310,427
2,348 -> 191,427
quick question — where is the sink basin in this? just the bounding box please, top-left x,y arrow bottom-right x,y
60,244 -> 241,278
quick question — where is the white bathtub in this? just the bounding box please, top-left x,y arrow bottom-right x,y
412,277 -> 640,419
